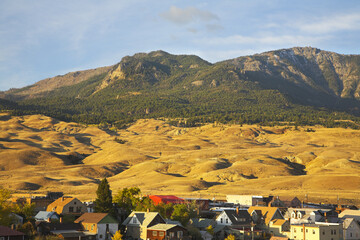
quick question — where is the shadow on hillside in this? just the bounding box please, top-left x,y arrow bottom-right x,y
270,156 -> 307,175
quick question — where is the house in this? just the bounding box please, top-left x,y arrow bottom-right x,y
248,206 -> 284,227
148,195 -> 185,205
189,218 -> 215,231
290,222 -> 343,240
284,208 -> 323,224
282,197 -> 302,208
0,226 -> 25,240
35,211 -> 60,222
226,195 -> 264,207
74,213 -> 118,240
35,222 -> 83,236
269,219 -> 290,237
122,211 -> 166,240
147,224 -> 189,240
46,197 -> 87,216
342,218 -> 360,240
216,209 -> 252,228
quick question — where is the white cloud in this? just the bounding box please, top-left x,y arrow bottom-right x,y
299,13 -> 360,34
160,6 -> 219,25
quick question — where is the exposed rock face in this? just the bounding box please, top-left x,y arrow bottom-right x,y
228,47 -> 360,99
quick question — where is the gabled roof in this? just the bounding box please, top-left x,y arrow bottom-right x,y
343,218 -> 360,229
75,213 -> 118,224
147,224 -> 184,231
35,211 -> 59,220
0,226 -> 25,236
122,211 -> 164,227
46,197 -> 76,213
190,218 -> 214,228
222,210 -> 251,225
248,206 -> 283,225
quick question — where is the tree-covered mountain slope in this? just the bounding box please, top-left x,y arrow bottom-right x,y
1,47 -> 360,127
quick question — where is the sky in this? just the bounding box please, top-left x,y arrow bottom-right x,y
1,0 -> 360,91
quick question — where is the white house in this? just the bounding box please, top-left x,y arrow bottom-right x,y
226,195 -> 263,206
342,218 -> 360,240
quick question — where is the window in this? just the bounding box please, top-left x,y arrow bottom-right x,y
221,218 -> 223,223
177,231 -> 183,238
350,233 -> 353,237
153,231 -> 157,236
323,231 -> 325,235
226,218 -> 228,224
294,229 -> 297,233
76,207 -> 82,213
170,232 -> 175,238
133,218 -> 137,224
306,229 -> 308,233
313,230 -> 315,234
99,235 -> 103,239
301,229 -> 303,232
74,201 -> 77,205
334,230 -> 336,235
331,230 -> 333,235
91,224 -> 94,230
69,207 -> 74,212
159,232 -> 164,237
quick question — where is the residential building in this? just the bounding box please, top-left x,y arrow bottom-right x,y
342,218 -> 360,240
216,209 -> 252,228
46,197 -> 87,216
122,211 -> 166,240
146,224 -> 189,240
290,222 -> 343,240
248,206 -> 284,227
269,219 -> 290,237
0,226 -> 25,240
35,211 -> 60,222
74,213 -> 118,240
226,195 -> 264,207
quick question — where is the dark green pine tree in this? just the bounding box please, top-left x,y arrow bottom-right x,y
94,178 -> 114,214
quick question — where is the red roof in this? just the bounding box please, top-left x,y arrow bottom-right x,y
0,226 -> 25,236
149,195 -> 184,205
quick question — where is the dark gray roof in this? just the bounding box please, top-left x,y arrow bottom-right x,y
224,210 -> 251,225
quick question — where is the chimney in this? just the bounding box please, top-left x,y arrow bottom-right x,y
324,212 -> 328,223
47,218 -> 51,223
60,217 -> 63,223
236,207 -> 239,215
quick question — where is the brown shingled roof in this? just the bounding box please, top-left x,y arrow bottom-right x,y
74,213 -> 109,224
0,226 -> 25,236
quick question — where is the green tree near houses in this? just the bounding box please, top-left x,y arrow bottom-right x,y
94,178 -> 114,215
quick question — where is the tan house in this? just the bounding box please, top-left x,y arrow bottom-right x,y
290,223 -> 343,240
248,206 -> 284,227
122,211 -> 166,240
75,213 -> 119,240
269,219 -> 290,237
46,197 -> 87,216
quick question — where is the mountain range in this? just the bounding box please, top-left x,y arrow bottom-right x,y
1,47 -> 360,127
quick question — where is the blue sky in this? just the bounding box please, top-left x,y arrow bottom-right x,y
1,0 -> 360,91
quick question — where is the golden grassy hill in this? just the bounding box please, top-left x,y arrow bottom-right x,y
1,113 -> 360,205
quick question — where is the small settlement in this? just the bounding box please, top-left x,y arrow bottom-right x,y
4,192 -> 360,240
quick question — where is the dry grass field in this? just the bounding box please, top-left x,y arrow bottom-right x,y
1,113 -> 360,205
